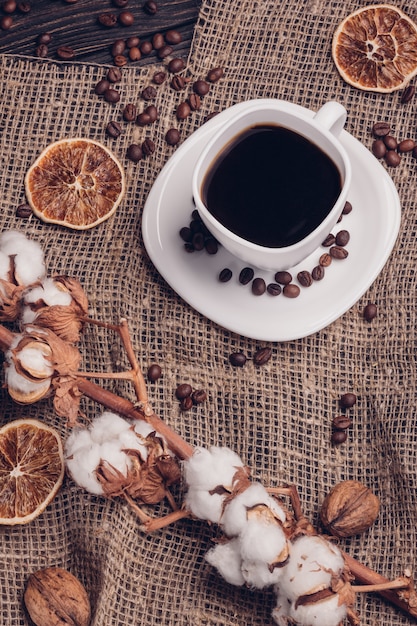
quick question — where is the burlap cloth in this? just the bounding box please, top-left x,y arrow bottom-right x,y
1,0 -> 416,624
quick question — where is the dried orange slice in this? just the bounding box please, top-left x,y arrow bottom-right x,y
0,418 -> 64,524
332,4 -> 417,92
25,138 -> 126,230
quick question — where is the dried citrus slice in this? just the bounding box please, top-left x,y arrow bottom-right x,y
0,418 -> 64,524
25,138 -> 126,230
332,4 -> 417,92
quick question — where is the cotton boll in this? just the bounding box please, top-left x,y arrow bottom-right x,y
205,538 -> 245,586
272,591 -> 292,626
24,278 -> 73,306
183,446 -> 244,491
221,482 -> 286,537
5,360 -> 51,396
239,517 -> 288,565
65,428 -> 94,457
17,346 -> 53,377
99,440 -> 132,475
289,592 -> 347,626
65,433 -> 103,495
0,230 -> 45,285
241,559 -> 283,589
184,486 -> 225,523
118,428 -> 148,459
132,419 -> 157,440
279,535 -> 345,601
89,411 -> 133,444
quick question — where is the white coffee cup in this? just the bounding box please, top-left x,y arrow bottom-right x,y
192,99 -> 351,271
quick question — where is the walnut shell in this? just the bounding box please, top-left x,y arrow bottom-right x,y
320,480 -> 380,538
24,567 -> 91,626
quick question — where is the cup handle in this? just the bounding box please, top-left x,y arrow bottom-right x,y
313,101 -> 347,137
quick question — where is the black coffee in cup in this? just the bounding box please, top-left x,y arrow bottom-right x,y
201,124 -> 342,248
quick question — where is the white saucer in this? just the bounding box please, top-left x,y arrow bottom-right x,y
142,100 -> 401,342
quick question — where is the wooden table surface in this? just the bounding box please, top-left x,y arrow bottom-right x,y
0,0 -> 201,65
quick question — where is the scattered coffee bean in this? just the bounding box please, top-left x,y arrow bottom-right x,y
335,229 -> 350,246
171,75 -> 187,91
37,32 -> 52,45
398,138 -> 416,153
153,70 -> 166,84
145,104 -> 158,122
342,201 -> 352,215
141,137 -> 155,156
252,277 -> 266,295
176,101 -> 191,120
253,346 -> 272,366
331,429 -> 347,445
128,47 -> 140,62
118,10 -> 134,26
16,203 -> 32,218
179,226 -> 192,242
36,44 -> 48,58
229,352 -> 247,367
332,415 -> 352,430
239,267 -> 254,285
329,246 -> 348,259
384,150 -> 401,167
311,265 -> 325,281
111,39 -> 126,56
113,0 -> 129,6
165,128 -> 180,145
103,87 -> 120,103
219,267 -> 232,282
126,36 -> 140,48
192,232 -> 204,251
113,54 -> 128,67
106,120 -> 122,138
383,135 -> 397,150
95,79 -> 110,95
297,270 -> 313,287
158,44 -> 173,59
107,67 -> 122,82
180,396 -> 193,411
126,143 -> 143,162
143,0 -> 158,15
283,283 -> 300,298
168,57 -> 185,73
152,32 -> 164,49
193,79 -> 210,96
136,112 -> 152,126
56,45 -> 75,60
188,93 -> 201,111
204,238 -> 218,254
98,13 -> 118,27
322,233 -> 335,247
191,389 -> 207,404
372,139 -> 386,159
141,85 -> 157,100
372,121 -> 390,137
401,84 -> 415,104
17,2 -> 32,13
147,363 -> 162,381
140,40 -> 153,54
319,253 -> 332,267
122,103 -> 137,121
175,383 -> 193,399
207,67 -> 224,82
267,283 -> 281,296
340,392 -> 357,408
165,29 -> 182,44
0,15 -> 13,29
274,270 -> 292,285
363,302 -> 377,322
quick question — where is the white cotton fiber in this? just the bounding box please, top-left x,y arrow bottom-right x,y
289,592 -> 347,626
5,361 -> 51,396
132,419 -> 157,439
0,251 -> 11,281
271,591 -> 292,626
241,559 -> 283,589
89,411 -> 133,444
24,278 -> 72,306
239,517 -> 288,565
184,486 -> 224,523
205,539 -> 245,587
183,446 -> 244,491
17,345 -> 53,377
65,431 -> 104,495
221,482 -> 286,537
0,230 -> 46,285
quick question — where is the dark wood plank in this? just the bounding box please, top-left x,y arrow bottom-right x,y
0,0 -> 201,65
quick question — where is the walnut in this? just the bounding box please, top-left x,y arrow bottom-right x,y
320,480 -> 380,538
24,567 -> 91,626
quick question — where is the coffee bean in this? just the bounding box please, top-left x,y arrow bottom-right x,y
342,201 -> 352,215
106,120 -> 122,138
175,383 -> 192,399
266,283 -> 281,296
192,232 -> 204,251
147,363 -> 162,381
128,46 -> 140,62
142,85 -> 157,100
363,302 -> 377,322
252,277 -> 266,295
372,139 -> 386,159
322,233 -> 335,247
165,128 -> 180,145
126,36 -> 140,48
113,0 -> 129,6
311,265 -> 325,281
332,415 -> 353,430
179,226 -> 192,242
145,104 -> 158,122
136,112 -> 152,126
229,352 -> 247,367
103,88 -> 120,103
204,238 -> 218,254
36,44 -> 48,58
383,135 -> 397,150
123,103 -> 137,121
329,246 -> 348,259
239,267 -> 254,285
98,13 -> 118,27
385,150 -> 401,167
207,67 -> 224,82
191,389 -> 207,404
107,67 -> 122,82
118,10 -> 134,26
219,267 -> 232,282
141,138 -> 155,156
372,121 -> 390,137
165,29 -> 182,44
153,71 -> 166,84
57,45 -> 75,60
168,57 -> 185,73
126,143 -> 142,162
2,0 -> 16,11
143,0 -> 158,15
171,75 -> 187,91
0,15 -> 12,29
111,39 -> 126,56
113,54 -> 127,67
16,203 -> 32,218
335,229 -> 350,246
398,138 -> 416,153
180,396 -> 193,411
297,270 -> 312,287
176,101 -> 191,120
188,93 -> 201,111
94,79 -> 110,95
319,253 -> 332,267
401,84 -> 415,104
331,429 -> 347,445
17,1 -> 31,12
158,45 -> 173,59
283,283 -> 300,298
152,32 -> 164,49
274,271 -> 292,285
140,40 -> 153,54
340,392 -> 357,408
37,32 -> 52,45
193,79 -> 210,96
253,346 -> 272,366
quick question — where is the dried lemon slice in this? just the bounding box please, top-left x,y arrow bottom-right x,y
25,138 -> 126,230
332,4 -> 417,92
0,418 -> 64,524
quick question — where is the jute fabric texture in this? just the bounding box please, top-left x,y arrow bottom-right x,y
0,0 -> 416,624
